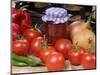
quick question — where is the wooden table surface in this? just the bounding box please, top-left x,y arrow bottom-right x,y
12,60 -> 84,74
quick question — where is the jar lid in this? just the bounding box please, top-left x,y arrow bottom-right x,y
42,7 -> 69,24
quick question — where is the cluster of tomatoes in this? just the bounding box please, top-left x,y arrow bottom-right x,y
12,8 -> 96,71
12,22 -> 96,71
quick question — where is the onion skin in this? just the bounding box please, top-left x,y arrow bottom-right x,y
69,21 -> 95,50
72,29 -> 95,50
70,21 -> 90,38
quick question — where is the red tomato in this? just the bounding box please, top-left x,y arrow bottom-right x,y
81,52 -> 96,69
12,39 -> 29,56
45,52 -> 65,71
39,46 -> 56,62
12,23 -> 20,33
68,47 -> 85,65
54,39 -> 72,59
24,28 -> 41,42
31,37 -> 46,56
12,31 -> 18,41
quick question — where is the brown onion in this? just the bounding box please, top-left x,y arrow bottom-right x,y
72,29 -> 95,50
70,21 -> 91,38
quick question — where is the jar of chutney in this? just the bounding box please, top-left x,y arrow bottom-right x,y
42,7 -> 70,45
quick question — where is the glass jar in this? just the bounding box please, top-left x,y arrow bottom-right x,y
42,7 -> 70,45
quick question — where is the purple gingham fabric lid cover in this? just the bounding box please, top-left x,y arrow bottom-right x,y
42,7 -> 69,24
